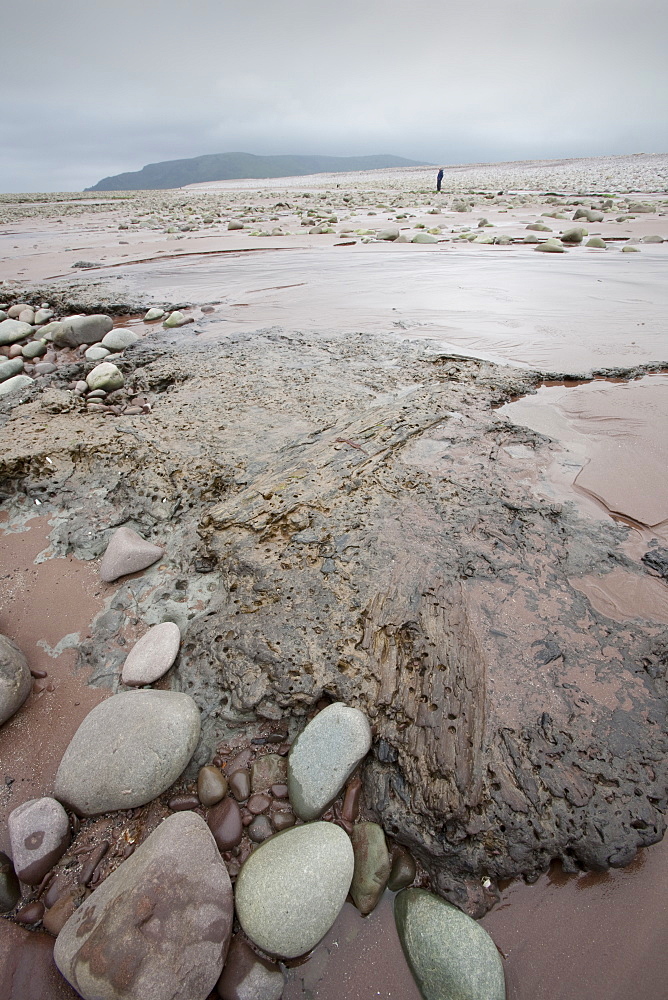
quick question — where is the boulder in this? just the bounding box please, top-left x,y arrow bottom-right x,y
0,633 -> 31,726
53,690 -> 200,815
53,315 -> 113,347
86,362 -> 124,392
560,226 -> 587,244
394,888 -> 506,1000
8,797 -> 70,885
234,822 -> 354,958
54,813 -> 233,1000
101,329 -> 140,351
121,622 -> 181,686
215,937 -> 284,1000
350,822 -> 391,915
377,228 -> 400,241
288,702 -> 372,820
99,525 -> 164,582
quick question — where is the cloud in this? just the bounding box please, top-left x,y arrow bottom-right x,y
1,0 -> 666,190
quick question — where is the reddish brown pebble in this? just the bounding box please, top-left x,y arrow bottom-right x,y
228,750 -> 253,773
242,813 -> 254,827
15,901 -> 45,924
212,755 -> 224,768
387,846 -> 417,891
123,844 -> 135,859
228,769 -> 251,802
197,765 -> 228,807
78,841 -> 109,886
207,796 -> 243,851
335,817 -> 353,835
43,871 -> 75,908
271,783 -> 288,798
30,669 -> 48,679
247,793 -> 271,815
266,733 -> 287,744
277,743 -> 291,756
168,794 -> 200,811
248,815 -> 273,843
271,810 -> 296,832
43,891 -> 77,936
342,776 -> 362,823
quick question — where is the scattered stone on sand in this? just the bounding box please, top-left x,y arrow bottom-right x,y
54,690 -> 200,815
0,633 -> 31,726
229,769 -> 251,801
42,891 -> 78,936
642,234 -> 664,243
526,223 -> 551,231
163,311 -> 187,328
377,227 -> 400,241
0,318 -> 33,346
228,220 -> 244,230
0,374 -> 34,397
523,233 -> 541,243
234,822 -> 354,959
350,822 -> 391,915
101,328 -> 140,351
8,797 -> 71,885
86,361 -> 124,392
53,314 -> 113,347
250,754 -> 286,792
535,238 -> 567,253
208,796 -> 244,851
288,703 -> 372,821
561,226 -> 587,243
121,621 -> 181,686
144,308 -> 165,321
411,233 -> 439,243
197,765 -> 228,806
394,888 -> 506,1000
21,340 -> 47,359
216,936 -> 285,1000
0,357 -> 25,382
586,237 -> 607,249
622,244 -> 640,252
0,851 -> 21,912
99,525 -> 164,582
54,812 -> 233,1000
84,345 -> 110,361
388,847 -> 417,891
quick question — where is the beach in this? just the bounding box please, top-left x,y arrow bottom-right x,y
1,153 -> 667,999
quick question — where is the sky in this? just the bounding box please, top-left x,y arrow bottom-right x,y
1,0 -> 667,192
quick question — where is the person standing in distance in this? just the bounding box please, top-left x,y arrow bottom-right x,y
436,167 -> 444,192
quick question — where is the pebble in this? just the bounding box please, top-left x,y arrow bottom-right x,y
251,754 -> 286,792
216,936 -> 285,1000
0,319 -> 33,345
168,794 -> 200,811
341,776 -> 362,822
101,328 -> 140,351
18,308 -> 35,324
121,620 -> 181,685
43,891 -> 77,936
271,783 -> 288,798
525,223 -> 551,231
0,374 -> 34,397
207,795 -> 243,851
0,357 -> 25,382
0,633 -> 31,726
86,361 -> 124,391
197,765 -> 229,806
288,702 -> 372,821
84,345 -> 110,361
0,851 -> 20,912
235,822 -> 354,958
229,769 -> 251,801
21,340 -> 47,359
534,238 -> 567,253
247,792 -> 271,815
33,362 -> 57,375
144,308 -> 165,321
87,388 -> 107,399
7,303 -> 29,318
15,901 -> 45,925
74,379 -> 88,393
8,796 -> 71,885
350,822 -> 391,915
78,842 -> 109,886
99,524 -> 164,582
270,808 -> 295,832
388,847 -> 417,891
163,310 -> 187,328
53,314 -> 113,347
248,816 -> 273,842
54,689 -> 200,814
561,226 -> 587,243
55,812 -> 233,1000
34,308 -> 53,325
394,888 -> 506,1000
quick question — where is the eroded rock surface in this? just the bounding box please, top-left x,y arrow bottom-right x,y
1,316 -> 667,915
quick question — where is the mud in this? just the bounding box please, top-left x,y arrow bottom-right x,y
1,310 -> 667,919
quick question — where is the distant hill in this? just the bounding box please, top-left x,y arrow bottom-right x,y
86,152 -> 429,191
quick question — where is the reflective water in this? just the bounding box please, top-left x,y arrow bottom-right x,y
75,245 -> 668,371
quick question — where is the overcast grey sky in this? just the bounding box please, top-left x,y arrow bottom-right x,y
1,0 -> 667,191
